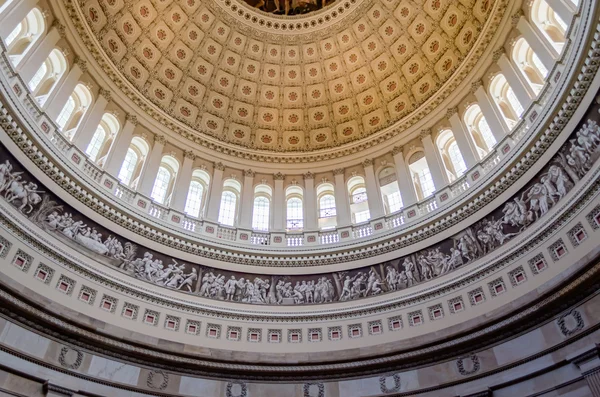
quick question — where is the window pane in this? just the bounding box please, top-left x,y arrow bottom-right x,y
478,117 -> 497,150
218,191 -> 237,226
507,86 -> 524,116
418,168 -> 435,197
287,197 -> 303,229
448,142 -> 467,175
28,62 -> 47,92
56,96 -> 75,130
184,181 -> 204,217
252,196 -> 270,231
319,194 -> 336,218
118,149 -> 138,185
5,23 -> 21,46
355,210 -> 370,223
150,166 -> 171,204
351,187 -> 368,204
85,126 -> 106,161
386,191 -> 403,213
532,52 -> 548,77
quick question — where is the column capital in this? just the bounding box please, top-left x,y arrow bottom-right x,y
244,169 -> 255,177
333,168 -> 345,176
215,162 -> 226,171
52,20 -> 66,38
98,88 -> 111,101
362,158 -> 374,168
183,150 -> 196,160
471,80 -> 483,93
492,47 -> 505,62
391,146 -> 403,156
125,114 -> 138,125
154,134 -> 167,145
74,56 -> 87,73
273,172 -> 286,180
446,107 -> 459,118
511,10 -> 524,27
419,129 -> 431,140
303,171 -> 315,180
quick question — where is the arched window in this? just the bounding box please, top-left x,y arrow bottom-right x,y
347,176 -> 370,223
55,84 -> 93,135
436,130 -> 467,180
150,155 -> 179,205
531,0 -> 567,52
5,8 -> 44,66
489,74 -> 524,127
512,38 -> 548,95
464,105 -> 496,155
252,184 -> 272,231
408,152 -> 435,200
28,49 -> 67,104
85,125 -> 106,161
117,136 -> 149,187
286,186 -> 303,230
317,183 -> 336,229
184,169 -> 210,218
378,167 -> 403,214
218,179 -> 241,226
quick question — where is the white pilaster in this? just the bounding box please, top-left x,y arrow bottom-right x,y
18,25 -> 60,82
72,89 -> 110,149
0,0 -> 38,38
447,108 -> 480,168
45,59 -> 85,119
103,115 -> 136,176
421,130 -> 447,190
333,169 -> 351,227
170,151 -> 195,213
239,170 -> 255,229
137,135 -> 166,197
392,147 -> 417,207
516,15 -> 557,72
545,0 -> 575,25
303,173 -> 317,230
497,51 -> 535,107
272,174 -> 285,231
473,82 -> 509,143
363,160 -> 384,219
205,164 -> 224,222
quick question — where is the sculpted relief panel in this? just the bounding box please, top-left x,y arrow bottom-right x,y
0,99 -> 599,305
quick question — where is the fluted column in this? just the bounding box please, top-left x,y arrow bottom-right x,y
239,170 -> 255,229
496,50 -> 535,106
472,81 -> 509,142
104,114 -> 137,176
72,89 -> 110,149
205,163 -> 224,222
303,173 -> 317,230
515,13 -> 557,72
545,0 -> 575,26
45,58 -> 86,118
569,345 -> 600,397
392,146 -> 417,207
447,108 -> 479,168
363,159 -> 384,219
333,169 -> 351,227
420,130 -> 447,190
170,151 -> 195,213
0,0 -> 38,38
272,173 -> 285,231
137,135 -> 166,197
18,23 -> 61,82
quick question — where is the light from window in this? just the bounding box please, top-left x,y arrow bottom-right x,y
118,148 -> 138,186
351,187 -> 368,204
28,62 -> 47,92
448,141 -> 467,176
532,52 -> 548,77
386,191 -> 403,213
252,196 -> 270,231
354,210 -> 370,223
286,197 -> 303,229
85,126 -> 106,161
319,194 -> 336,218
184,181 -> 204,217
150,166 -> 171,204
218,191 -> 237,226
56,96 -> 75,130
555,13 -> 567,30
478,117 -> 497,151
5,23 -> 21,47
417,168 -> 435,198
506,86 -> 524,116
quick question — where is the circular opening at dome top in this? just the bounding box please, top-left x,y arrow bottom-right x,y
242,0 -> 334,15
